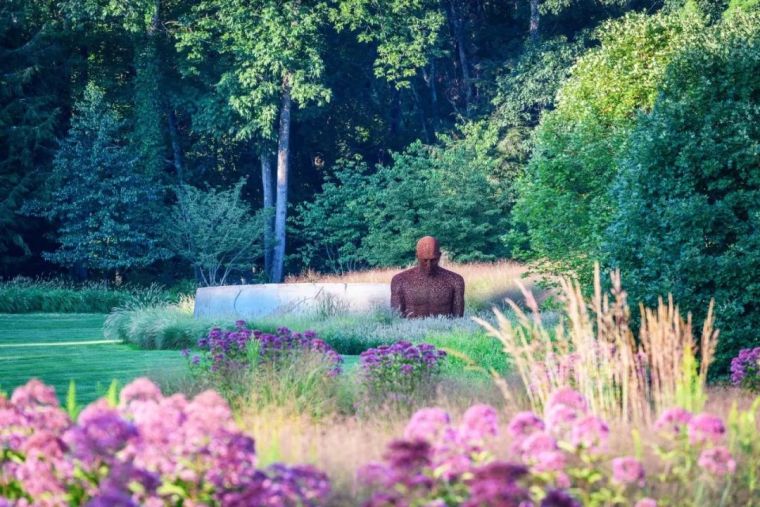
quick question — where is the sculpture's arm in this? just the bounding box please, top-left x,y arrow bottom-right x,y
453,275 -> 465,317
390,276 -> 405,316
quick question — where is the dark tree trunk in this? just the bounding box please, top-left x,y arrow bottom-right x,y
271,84 -> 292,283
411,86 -> 431,143
260,151 -> 274,279
530,0 -> 540,42
447,0 -> 472,111
424,60 -> 438,130
167,107 -> 184,183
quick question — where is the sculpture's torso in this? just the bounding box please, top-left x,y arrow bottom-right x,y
391,267 -> 465,318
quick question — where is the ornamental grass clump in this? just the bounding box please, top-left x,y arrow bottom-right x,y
0,378 -> 330,506
359,387 -> 760,506
359,341 -> 446,406
730,347 -> 760,392
476,264 -> 719,423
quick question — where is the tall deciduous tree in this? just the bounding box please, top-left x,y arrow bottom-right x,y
178,0 -> 331,282
28,84 -> 168,276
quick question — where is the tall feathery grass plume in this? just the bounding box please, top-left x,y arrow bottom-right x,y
474,264 -> 719,423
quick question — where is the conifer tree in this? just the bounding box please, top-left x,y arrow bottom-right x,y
33,84 -> 168,276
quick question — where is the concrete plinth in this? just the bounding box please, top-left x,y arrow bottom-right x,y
193,283 -> 391,319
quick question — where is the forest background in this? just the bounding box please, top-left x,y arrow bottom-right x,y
1,0 -> 758,374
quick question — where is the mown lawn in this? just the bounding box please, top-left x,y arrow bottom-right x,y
0,314 -> 185,404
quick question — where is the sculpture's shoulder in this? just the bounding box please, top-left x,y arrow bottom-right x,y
438,267 -> 465,288
391,267 -> 417,287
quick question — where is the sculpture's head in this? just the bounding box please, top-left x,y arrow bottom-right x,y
416,236 -> 441,276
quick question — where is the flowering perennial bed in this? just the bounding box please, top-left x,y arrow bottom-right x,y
731,347 -> 760,392
187,322 -> 343,378
0,378 -> 329,506
359,341 -> 447,402
360,387 -> 753,506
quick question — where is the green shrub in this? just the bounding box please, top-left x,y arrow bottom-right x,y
295,135 -> 511,272
513,10 -> 705,276
604,10 -> 760,376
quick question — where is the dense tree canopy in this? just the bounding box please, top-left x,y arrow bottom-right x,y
1,0 -> 758,373
605,10 -> 760,373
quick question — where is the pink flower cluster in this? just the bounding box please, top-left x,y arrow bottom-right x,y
359,388 -> 745,506
0,378 -> 330,506
654,407 -> 736,477
360,403 -> 581,506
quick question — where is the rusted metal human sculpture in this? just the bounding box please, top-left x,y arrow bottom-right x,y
390,236 -> 465,318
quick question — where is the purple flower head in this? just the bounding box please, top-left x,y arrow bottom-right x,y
688,413 -> 726,445
459,404 -> 500,443
541,489 -> 582,507
404,407 -> 451,441
507,411 -> 545,439
383,439 -> 432,473
698,446 -> 736,476
85,487 -> 137,507
64,400 -> 138,463
612,456 -> 645,486
191,354 -> 200,365
547,387 -> 588,413
654,407 -> 693,435
570,415 -> 609,453
463,461 -> 531,507
730,347 -> 760,386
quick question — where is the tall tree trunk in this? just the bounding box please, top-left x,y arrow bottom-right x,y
134,0 -> 164,178
411,86 -> 431,143
447,0 -> 472,111
530,0 -> 540,42
261,151 -> 274,279
271,85 -> 292,283
167,107 -> 184,183
424,60 -> 438,130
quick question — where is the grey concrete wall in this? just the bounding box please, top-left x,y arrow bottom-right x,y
193,283 -> 391,319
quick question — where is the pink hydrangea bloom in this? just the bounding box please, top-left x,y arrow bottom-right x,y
458,404 -> 500,442
547,387 -> 588,412
404,407 -> 451,441
507,411 -> 545,439
635,498 -> 657,507
570,415 -> 609,453
611,456 -> 645,487
698,446 -> 736,476
654,407 -> 692,435
687,413 -> 726,445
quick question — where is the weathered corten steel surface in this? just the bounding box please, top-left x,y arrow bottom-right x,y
194,283 -> 390,319
390,236 -> 465,318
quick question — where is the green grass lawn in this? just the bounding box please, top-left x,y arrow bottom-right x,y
0,313 -> 185,404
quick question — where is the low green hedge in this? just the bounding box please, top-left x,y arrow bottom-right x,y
0,278 -> 187,314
